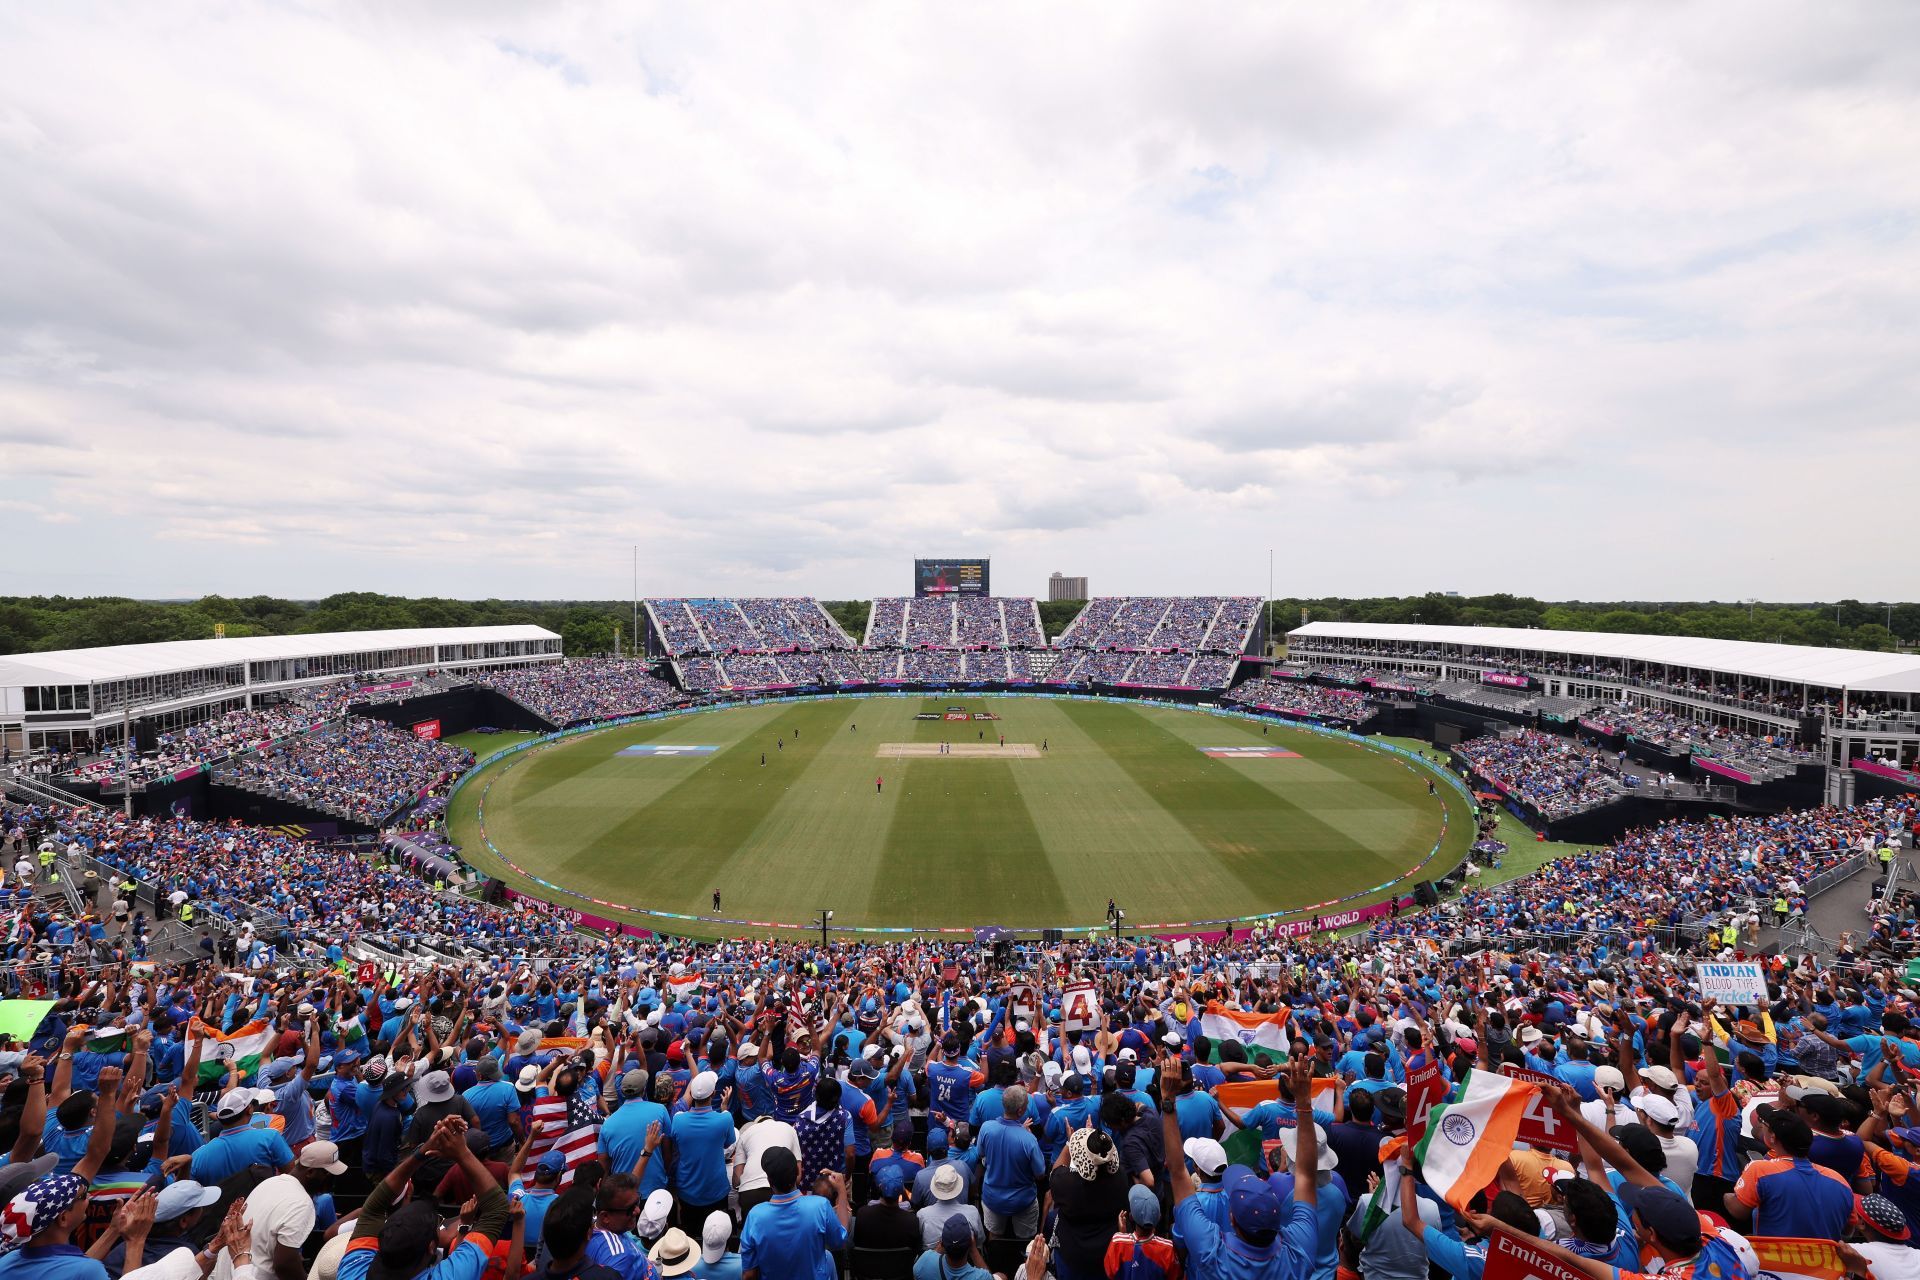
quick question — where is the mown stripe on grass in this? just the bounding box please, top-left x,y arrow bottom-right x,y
865,700 -> 1068,927
1073,702 -> 1405,904
553,702 -> 850,901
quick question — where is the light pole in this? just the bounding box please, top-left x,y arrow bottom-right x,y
818,908 -> 833,947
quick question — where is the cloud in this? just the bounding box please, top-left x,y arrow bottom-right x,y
0,1 -> 1915,602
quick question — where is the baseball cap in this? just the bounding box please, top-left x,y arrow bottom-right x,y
701,1211 -> 731,1265
931,1164 -> 966,1201
536,1149 -> 568,1176
1183,1137 -> 1228,1178
153,1180 -> 221,1222
1618,1183 -> 1700,1252
1229,1181 -> 1282,1238
688,1071 -> 717,1101
621,1069 -> 650,1098
299,1140 -> 349,1175
1127,1184 -> 1160,1228
214,1088 -> 253,1119
1593,1066 -> 1625,1094
1638,1094 -> 1681,1127
1642,1065 -> 1679,1091
926,1127 -> 950,1157
940,1214 -> 975,1251
874,1164 -> 906,1200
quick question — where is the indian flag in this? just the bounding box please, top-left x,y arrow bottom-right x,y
1200,1003 -> 1290,1060
1214,1077 -> 1342,1116
187,1017 -> 276,1086
84,1027 -> 129,1054
1412,1068 -> 1537,1208
667,972 -> 703,1000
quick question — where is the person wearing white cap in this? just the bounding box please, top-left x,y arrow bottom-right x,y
1579,1067 -> 1635,1131
1277,1123 -> 1346,1280
671,1071 -> 736,1234
190,1089 -> 294,1184
691,1209 -> 740,1280
1634,1094 -> 1697,1198
237,1141 -> 348,1280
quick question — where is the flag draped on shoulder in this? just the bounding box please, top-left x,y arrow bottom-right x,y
550,1121 -> 601,1188
1412,1067 -> 1537,1208
1199,1003 -> 1290,1059
186,1017 -> 275,1087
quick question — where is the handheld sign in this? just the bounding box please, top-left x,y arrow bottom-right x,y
1008,983 -> 1039,1022
1499,1065 -> 1577,1153
1062,982 -> 1100,1033
1405,1061 -> 1449,1147
1694,961 -> 1768,1006
1483,1228 -> 1591,1280
356,961 -> 378,985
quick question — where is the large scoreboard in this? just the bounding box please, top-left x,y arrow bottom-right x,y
914,558 -> 990,597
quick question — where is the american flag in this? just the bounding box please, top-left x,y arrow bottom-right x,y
550,1122 -> 601,1188
524,1092 -> 571,1161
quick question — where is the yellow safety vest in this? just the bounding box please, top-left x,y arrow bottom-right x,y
180,903 -> 194,923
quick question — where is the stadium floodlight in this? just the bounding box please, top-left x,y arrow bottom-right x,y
819,908 -> 833,946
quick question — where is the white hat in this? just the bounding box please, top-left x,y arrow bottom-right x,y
1117,1048 -> 1138,1062
1182,1137 -> 1228,1178
689,1071 -> 718,1101
1071,1045 -> 1092,1073
1518,1025 -> 1543,1044
1041,1060 -> 1062,1083
1593,1066 -> 1625,1094
1643,1066 -> 1679,1091
637,1189 -> 674,1236
931,1164 -> 966,1201
298,1140 -> 349,1175
738,1042 -> 760,1060
252,1088 -> 278,1105
701,1211 -> 731,1265
214,1088 -> 252,1119
1638,1094 -> 1681,1127
516,1065 -> 541,1090
1288,1123 -> 1336,1172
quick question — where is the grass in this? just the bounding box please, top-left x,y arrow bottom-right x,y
448,729 -> 540,756
446,696 -> 1475,939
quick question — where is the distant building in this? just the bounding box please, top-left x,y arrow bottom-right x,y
1048,572 -> 1088,601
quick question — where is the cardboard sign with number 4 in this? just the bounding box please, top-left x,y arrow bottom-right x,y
1500,1065 -> 1577,1154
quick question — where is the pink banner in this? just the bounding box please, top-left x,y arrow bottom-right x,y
1150,894 -> 1415,943
1854,757 -> 1920,788
1481,671 -> 1529,689
1695,757 -> 1755,785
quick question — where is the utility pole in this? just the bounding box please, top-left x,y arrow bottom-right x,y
121,702 -> 132,819
818,908 -> 833,947
632,545 -> 639,663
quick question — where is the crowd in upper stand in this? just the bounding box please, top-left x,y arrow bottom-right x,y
647,600 -> 853,657
1455,731 -> 1627,819
1224,681 -> 1374,724
53,685 -> 364,788
477,661 -> 686,728
216,721 -> 473,826
1582,705 -> 1815,771
1059,598 -> 1261,653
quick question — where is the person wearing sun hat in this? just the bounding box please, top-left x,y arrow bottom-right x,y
647,1226 -> 699,1278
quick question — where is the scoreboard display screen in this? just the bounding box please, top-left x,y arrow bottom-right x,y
914,558 -> 989,597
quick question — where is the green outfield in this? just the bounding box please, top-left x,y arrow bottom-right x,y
447,696 -> 1473,937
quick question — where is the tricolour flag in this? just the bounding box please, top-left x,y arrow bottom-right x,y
1411,1067 -> 1538,1209
1213,1077 -> 1342,1117
549,1122 -> 601,1188
1199,1003 -> 1290,1060
83,1027 -> 129,1055
667,972 -> 703,999
186,1017 -> 276,1087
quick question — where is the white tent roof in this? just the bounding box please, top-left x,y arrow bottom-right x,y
1287,622 -> 1920,694
0,625 -> 560,687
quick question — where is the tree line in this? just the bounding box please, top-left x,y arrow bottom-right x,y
0,591 -> 1910,659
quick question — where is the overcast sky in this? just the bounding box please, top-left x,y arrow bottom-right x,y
3,3 -> 1917,604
